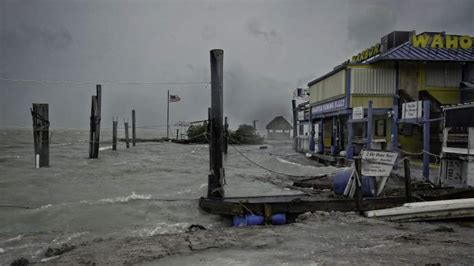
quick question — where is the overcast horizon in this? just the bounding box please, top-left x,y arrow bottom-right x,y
1,0 -> 473,131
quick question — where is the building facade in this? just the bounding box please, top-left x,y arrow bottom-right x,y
304,31 -> 474,161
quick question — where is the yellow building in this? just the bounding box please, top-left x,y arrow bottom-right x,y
306,31 -> 474,160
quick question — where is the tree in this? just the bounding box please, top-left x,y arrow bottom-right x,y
187,124 -> 208,143
229,124 -> 264,145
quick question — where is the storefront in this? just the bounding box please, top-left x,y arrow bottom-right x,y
305,31 -> 474,160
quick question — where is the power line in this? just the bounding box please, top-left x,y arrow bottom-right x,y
0,77 -> 210,86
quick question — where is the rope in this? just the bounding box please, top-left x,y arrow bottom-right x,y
0,77 -> 210,86
229,143 -> 310,178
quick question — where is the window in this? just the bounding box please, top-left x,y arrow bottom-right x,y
375,119 -> 386,137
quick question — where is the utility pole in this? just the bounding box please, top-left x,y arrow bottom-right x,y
208,49 -> 225,199
167,90 -> 170,139
132,109 -> 136,146
31,103 -> 49,168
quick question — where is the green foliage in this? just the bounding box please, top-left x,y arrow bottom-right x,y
187,124 -> 207,143
229,124 -> 264,145
187,123 -> 263,145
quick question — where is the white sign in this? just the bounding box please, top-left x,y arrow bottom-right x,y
402,101 -> 422,119
352,106 -> 364,120
361,150 -> 398,176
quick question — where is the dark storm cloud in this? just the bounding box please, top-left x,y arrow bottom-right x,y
225,63 -> 292,130
246,18 -> 280,43
2,24 -> 72,50
1,0 -> 473,128
346,2 -> 397,49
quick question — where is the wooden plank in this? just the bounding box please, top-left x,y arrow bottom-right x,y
199,196 -> 406,216
365,198 -> 474,218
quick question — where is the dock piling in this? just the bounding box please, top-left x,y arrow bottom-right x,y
31,103 -> 49,168
132,109 -> 136,146
89,85 -> 102,158
125,121 -> 130,148
112,118 -> 117,151
208,49 -> 225,199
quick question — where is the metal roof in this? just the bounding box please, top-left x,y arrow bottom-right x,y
368,42 -> 474,63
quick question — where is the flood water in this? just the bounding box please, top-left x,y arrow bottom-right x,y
0,127 -> 337,263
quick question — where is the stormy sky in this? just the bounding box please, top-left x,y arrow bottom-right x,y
1,0 -> 473,132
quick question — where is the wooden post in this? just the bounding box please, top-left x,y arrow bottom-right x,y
89,85 -> 102,158
423,100 -> 430,180
176,128 -> 179,140
208,107 -> 213,171
132,109 -> 136,147
292,99 -> 297,151
354,157 -> 363,211
347,114 -> 354,159
208,49 -> 224,199
89,96 -> 97,158
167,90 -> 170,139
404,158 -> 412,203
31,103 -> 49,167
125,121 -> 130,148
366,100 -> 373,149
253,119 -> 257,130
319,119 -> 324,154
112,118 -> 117,151
391,104 -> 399,151
331,116 -> 337,156
224,116 -> 228,155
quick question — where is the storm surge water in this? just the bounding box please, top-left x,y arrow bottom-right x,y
0,127 -> 336,263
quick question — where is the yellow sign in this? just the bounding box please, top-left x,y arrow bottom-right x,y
351,43 -> 381,63
411,34 -> 473,49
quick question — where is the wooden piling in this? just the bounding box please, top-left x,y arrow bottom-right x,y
89,85 -> 102,158
223,116 -> 228,155
292,99 -> 297,151
132,109 -> 136,147
112,118 -> 118,151
208,49 -> 224,199
208,107 -> 213,171
31,103 -> 49,167
404,158 -> 413,203
125,121 -> 130,148
354,157 -> 363,211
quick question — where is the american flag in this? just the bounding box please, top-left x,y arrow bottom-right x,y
169,95 -> 181,102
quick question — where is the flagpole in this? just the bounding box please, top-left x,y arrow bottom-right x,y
167,90 -> 170,139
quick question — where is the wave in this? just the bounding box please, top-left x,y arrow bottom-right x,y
133,222 -> 190,237
33,192 -> 153,210
97,192 -> 152,203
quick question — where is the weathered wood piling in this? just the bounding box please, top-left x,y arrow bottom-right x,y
125,121 -> 130,148
31,103 -> 49,168
132,109 -> 136,147
208,49 -> 225,199
89,85 -> 102,158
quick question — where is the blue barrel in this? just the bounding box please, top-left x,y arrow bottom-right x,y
361,176 -> 376,197
271,213 -> 286,225
246,214 -> 265,225
233,215 -> 247,227
332,168 -> 353,195
233,214 -> 265,227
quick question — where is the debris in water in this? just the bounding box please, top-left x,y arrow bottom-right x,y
10,258 -> 29,266
186,224 -> 207,232
45,243 -> 75,257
